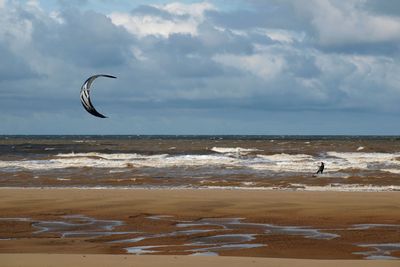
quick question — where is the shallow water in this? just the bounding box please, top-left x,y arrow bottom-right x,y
117,215 -> 400,258
0,215 -> 130,239
354,243 -> 400,260
117,216 -> 325,255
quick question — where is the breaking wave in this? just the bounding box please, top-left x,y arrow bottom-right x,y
0,150 -> 400,175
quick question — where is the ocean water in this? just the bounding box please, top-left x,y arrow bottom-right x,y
0,135 -> 400,191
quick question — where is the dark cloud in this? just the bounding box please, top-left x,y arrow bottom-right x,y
363,0 -> 400,16
33,9 -> 134,68
316,41 -> 400,56
0,43 -> 38,81
56,0 -> 89,8
207,3 -> 311,32
0,0 -> 399,134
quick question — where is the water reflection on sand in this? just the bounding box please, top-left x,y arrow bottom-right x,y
1,214 -> 399,259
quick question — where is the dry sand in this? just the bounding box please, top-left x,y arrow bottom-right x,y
0,188 -> 399,266
1,254 -> 400,267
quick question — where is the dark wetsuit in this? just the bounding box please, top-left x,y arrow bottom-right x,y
316,162 -> 324,174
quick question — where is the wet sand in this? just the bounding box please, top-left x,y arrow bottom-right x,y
0,188 -> 399,262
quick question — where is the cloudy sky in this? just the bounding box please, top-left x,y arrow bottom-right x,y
1,0 -> 400,135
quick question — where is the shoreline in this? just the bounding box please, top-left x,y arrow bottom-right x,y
1,185 -> 400,192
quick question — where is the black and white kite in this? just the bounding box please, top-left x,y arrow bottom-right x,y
80,74 -> 116,118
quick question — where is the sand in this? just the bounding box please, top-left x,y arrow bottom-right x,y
1,254 -> 400,267
0,188 -> 399,266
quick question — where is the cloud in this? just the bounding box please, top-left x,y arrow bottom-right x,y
109,2 -> 215,38
213,47 -> 286,80
296,0 -> 400,46
34,9 -> 134,68
363,0 -> 400,16
0,43 -> 38,81
0,0 -> 400,134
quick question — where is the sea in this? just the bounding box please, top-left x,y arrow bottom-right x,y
1,135 -> 400,191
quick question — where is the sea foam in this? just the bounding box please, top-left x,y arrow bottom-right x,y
1,151 -> 400,175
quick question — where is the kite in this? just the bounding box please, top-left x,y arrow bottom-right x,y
80,74 -> 116,118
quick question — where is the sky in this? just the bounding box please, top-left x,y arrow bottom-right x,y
1,0 -> 400,135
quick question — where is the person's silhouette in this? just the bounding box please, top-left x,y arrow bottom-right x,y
316,162 -> 324,174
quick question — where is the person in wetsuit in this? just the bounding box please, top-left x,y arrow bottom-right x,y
316,162 -> 324,174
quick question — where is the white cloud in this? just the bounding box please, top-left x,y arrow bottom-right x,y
213,49 -> 286,80
49,11 -> 65,24
297,0 -> 400,45
109,2 -> 215,38
0,4 -> 34,50
227,28 -> 305,44
131,46 -> 147,61
152,2 -> 214,18
26,0 -> 40,8
109,13 -> 197,37
261,29 -> 305,44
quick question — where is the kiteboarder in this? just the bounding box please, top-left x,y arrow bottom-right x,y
316,162 -> 324,174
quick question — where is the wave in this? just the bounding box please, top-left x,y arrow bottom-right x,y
211,147 -> 261,155
0,152 -> 237,170
1,151 -> 400,174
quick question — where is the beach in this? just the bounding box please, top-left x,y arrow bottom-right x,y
1,136 -> 400,266
0,188 -> 399,266
2,254 -> 400,267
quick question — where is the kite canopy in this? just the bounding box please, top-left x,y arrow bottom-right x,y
80,74 -> 116,118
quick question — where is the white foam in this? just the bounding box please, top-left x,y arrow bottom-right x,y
1,151 -> 400,175
252,153 -> 316,172
381,168 -> 400,174
241,182 -> 255,186
326,152 -> 400,172
211,147 -> 261,155
0,153 -> 237,170
56,152 -> 166,160
289,184 -> 400,192
1,184 -> 399,192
